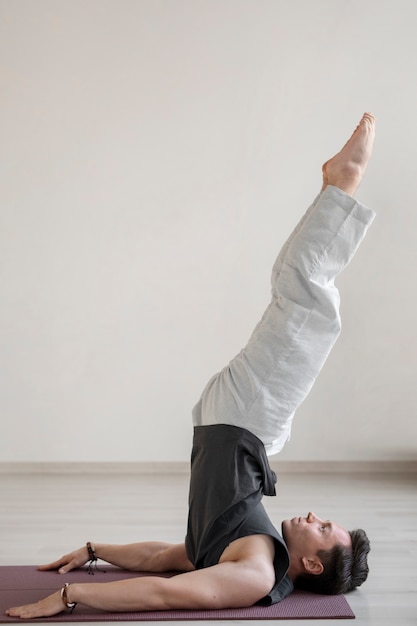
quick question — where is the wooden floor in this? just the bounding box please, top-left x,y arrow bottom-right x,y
1,469 -> 416,625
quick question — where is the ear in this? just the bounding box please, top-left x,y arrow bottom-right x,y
301,556 -> 324,576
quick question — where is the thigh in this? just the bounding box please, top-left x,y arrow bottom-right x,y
192,291 -> 329,455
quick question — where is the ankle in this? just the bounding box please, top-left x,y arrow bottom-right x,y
323,161 -> 362,197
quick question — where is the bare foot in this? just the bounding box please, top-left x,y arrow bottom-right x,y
322,113 -> 375,197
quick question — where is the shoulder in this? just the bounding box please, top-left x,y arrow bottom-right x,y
219,534 -> 275,583
219,534 -> 275,563
220,535 -> 276,602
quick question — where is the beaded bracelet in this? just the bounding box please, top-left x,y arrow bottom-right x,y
86,541 -> 106,575
86,541 -> 96,562
60,583 -> 77,612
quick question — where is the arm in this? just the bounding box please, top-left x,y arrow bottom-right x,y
7,554 -> 275,618
7,535 -> 276,618
39,542 -> 194,575
74,557 -> 275,611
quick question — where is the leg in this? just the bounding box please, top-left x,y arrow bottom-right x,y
271,112 -> 375,288
193,114 -> 376,455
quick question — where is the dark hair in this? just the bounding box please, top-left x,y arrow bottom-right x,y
294,528 -> 370,595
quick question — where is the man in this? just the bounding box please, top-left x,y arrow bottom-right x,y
6,113 -> 375,619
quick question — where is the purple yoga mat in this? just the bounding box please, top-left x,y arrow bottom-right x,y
0,566 -> 355,621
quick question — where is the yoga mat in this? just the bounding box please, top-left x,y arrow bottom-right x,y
0,566 -> 354,621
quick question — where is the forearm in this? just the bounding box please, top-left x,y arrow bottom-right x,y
92,542 -> 177,572
69,577 -> 170,612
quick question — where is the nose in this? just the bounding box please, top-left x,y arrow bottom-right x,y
307,512 -> 321,523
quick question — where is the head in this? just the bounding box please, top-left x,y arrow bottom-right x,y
282,512 -> 370,595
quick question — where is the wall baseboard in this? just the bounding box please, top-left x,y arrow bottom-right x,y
1,460 -> 416,475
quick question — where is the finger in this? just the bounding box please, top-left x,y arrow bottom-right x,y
6,592 -> 64,619
38,557 -> 68,571
5,606 -> 19,615
6,604 -> 36,618
57,561 -> 76,574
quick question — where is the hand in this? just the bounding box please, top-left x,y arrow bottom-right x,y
6,590 -> 65,619
38,546 -> 89,574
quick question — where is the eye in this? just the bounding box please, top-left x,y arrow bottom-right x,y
320,525 -> 326,532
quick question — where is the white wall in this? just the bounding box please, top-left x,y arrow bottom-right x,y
1,0 -> 416,463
